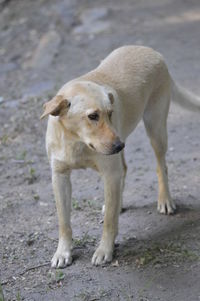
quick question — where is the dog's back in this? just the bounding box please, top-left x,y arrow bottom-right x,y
80,46 -> 170,137
91,46 -> 169,94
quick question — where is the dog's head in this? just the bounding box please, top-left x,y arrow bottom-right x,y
41,81 -> 125,155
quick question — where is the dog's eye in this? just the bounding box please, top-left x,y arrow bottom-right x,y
88,112 -> 99,121
108,110 -> 113,120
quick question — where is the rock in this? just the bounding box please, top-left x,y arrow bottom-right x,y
74,21 -> 110,36
51,2 -> 77,28
80,7 -> 109,23
73,7 -> 110,36
24,30 -> 61,70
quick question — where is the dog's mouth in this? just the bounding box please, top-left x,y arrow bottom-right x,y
88,140 -> 125,155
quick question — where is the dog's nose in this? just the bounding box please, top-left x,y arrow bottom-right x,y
111,139 -> 125,154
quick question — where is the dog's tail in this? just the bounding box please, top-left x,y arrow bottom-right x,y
170,79 -> 200,112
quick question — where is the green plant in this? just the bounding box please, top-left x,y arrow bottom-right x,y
72,199 -> 81,210
16,291 -> 21,301
0,284 -> 5,301
73,232 -> 96,248
0,135 -> 9,145
17,150 -> 27,161
55,270 -> 65,282
28,167 -> 37,184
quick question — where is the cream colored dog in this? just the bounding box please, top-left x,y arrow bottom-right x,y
41,46 -> 200,268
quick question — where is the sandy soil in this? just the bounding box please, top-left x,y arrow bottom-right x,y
0,0 -> 200,300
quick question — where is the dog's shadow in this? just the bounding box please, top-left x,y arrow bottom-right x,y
115,201 -> 200,265
73,200 -> 200,265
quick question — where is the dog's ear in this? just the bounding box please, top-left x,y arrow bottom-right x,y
108,92 -> 114,104
40,95 -> 71,119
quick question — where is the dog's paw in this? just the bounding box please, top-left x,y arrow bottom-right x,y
51,250 -> 72,268
91,245 -> 113,266
157,199 -> 176,215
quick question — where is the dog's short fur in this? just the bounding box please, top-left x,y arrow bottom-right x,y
41,46 -> 200,268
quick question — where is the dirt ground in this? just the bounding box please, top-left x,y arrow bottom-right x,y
0,0 -> 200,300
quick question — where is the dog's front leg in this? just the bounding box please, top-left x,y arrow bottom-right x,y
92,170 -> 122,265
51,169 -> 72,268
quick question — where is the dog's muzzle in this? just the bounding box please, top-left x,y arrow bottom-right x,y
110,139 -> 125,154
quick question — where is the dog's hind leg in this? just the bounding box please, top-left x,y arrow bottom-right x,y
143,88 -> 176,215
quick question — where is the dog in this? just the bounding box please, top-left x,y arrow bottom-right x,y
41,46 -> 200,268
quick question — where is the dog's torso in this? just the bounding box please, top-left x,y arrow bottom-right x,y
68,46 -> 170,137
47,46 -> 171,171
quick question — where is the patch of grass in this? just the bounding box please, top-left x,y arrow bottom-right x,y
73,232 -> 96,248
29,167 -> 35,177
135,242 -> 199,268
122,248 -> 137,258
48,269 -> 65,286
164,242 -> 199,261
27,167 -> 37,184
85,199 -> 95,209
74,288 -> 110,300
82,198 -> 101,210
72,198 -> 81,210
0,284 -> 5,301
0,135 -> 9,146
16,291 -> 21,301
55,270 -> 65,282
135,252 -> 156,267
16,150 -> 27,161
15,150 -> 34,165
73,198 -> 98,211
